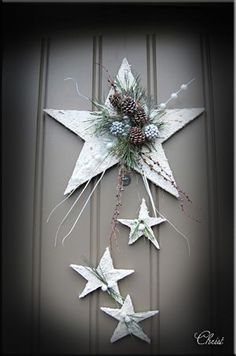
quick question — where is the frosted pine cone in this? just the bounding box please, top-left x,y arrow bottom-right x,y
110,121 -> 130,137
144,124 -> 159,140
129,127 -> 146,145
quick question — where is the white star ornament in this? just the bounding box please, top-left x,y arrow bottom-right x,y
118,198 -> 166,249
101,294 -> 159,343
44,58 -> 204,197
70,247 -> 134,305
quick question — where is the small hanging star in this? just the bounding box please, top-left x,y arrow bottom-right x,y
101,294 -> 159,343
118,198 -> 166,249
70,247 -> 134,305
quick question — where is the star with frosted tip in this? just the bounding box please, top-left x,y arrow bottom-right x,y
101,294 -> 159,343
118,198 -> 166,249
70,247 -> 134,305
44,57 -> 204,198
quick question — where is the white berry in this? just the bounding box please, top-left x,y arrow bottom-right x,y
106,142 -> 113,149
181,84 -> 188,90
101,284 -> 107,292
138,223 -> 145,231
171,92 -> 178,99
159,103 -> 166,110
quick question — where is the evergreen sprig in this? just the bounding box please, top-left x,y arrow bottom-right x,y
88,70 -> 166,169
109,138 -> 140,170
114,73 -> 147,103
84,265 -> 124,304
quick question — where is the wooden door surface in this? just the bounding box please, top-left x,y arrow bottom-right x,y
3,3 -> 233,355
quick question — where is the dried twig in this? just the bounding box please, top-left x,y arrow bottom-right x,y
109,165 -> 125,249
141,153 -> 200,223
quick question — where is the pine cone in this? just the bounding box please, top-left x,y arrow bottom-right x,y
129,127 -> 146,145
121,96 -> 136,116
133,106 -> 148,126
109,93 -> 122,109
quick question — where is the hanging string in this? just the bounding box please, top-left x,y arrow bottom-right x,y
50,150 -> 111,246
155,205 -> 190,256
141,170 -> 190,256
54,178 -> 92,247
46,189 -> 76,223
141,173 -> 157,218
61,170 -> 106,246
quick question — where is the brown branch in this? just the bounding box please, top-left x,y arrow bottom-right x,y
109,165 -> 125,249
140,153 -> 201,223
95,62 -> 117,92
141,152 -> 192,203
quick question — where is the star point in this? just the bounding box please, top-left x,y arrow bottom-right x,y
118,198 -> 166,249
70,247 -> 134,304
101,294 -> 159,343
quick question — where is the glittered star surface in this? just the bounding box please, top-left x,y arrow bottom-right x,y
45,58 -> 204,197
70,247 -> 134,305
118,198 -> 166,249
101,294 -> 159,343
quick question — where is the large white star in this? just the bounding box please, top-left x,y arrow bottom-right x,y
70,247 -> 134,305
118,198 -> 166,249
44,58 -> 204,197
101,294 -> 159,343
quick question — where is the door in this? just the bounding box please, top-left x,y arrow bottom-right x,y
2,3 -> 233,355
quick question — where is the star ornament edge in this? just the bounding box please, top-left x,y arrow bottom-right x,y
101,294 -> 159,343
118,198 -> 166,249
70,247 -> 134,305
44,58 -> 204,198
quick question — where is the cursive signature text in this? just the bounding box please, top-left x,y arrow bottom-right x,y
194,330 -> 224,345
